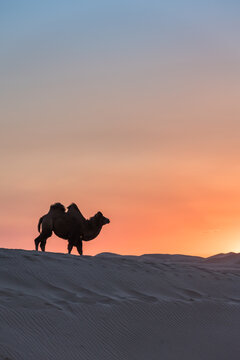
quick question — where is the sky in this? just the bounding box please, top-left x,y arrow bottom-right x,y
1,0 -> 240,256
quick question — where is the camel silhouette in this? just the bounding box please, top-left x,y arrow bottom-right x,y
34,203 -> 110,255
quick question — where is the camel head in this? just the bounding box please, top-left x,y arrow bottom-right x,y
94,211 -> 110,226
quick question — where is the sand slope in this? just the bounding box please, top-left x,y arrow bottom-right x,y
0,249 -> 240,360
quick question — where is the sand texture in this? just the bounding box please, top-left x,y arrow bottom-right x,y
0,249 -> 240,360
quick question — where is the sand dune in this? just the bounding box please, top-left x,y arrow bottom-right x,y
0,249 -> 239,360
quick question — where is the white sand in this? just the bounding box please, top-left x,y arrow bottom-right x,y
0,249 -> 239,360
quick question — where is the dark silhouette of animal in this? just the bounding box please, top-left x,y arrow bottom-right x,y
34,202 -> 110,255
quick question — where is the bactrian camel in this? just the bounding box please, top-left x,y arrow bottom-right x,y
34,203 -> 110,255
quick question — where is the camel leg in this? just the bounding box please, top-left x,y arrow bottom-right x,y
34,233 -> 47,251
76,241 -> 83,256
40,239 -> 47,252
34,232 -> 52,252
34,235 -> 41,251
68,242 -> 73,254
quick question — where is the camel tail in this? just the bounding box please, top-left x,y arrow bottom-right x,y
38,216 -> 44,233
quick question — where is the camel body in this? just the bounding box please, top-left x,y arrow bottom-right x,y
34,203 -> 110,255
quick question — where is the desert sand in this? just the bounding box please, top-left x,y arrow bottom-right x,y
0,248 -> 239,360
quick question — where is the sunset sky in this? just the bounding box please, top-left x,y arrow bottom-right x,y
1,1 -> 240,256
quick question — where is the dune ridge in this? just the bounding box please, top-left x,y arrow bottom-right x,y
0,248 -> 239,360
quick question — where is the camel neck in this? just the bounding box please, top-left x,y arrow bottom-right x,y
84,221 -> 103,241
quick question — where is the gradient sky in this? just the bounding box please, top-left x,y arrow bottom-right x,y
1,1 -> 240,256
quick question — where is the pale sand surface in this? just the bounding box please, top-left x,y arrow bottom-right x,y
0,249 -> 240,360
